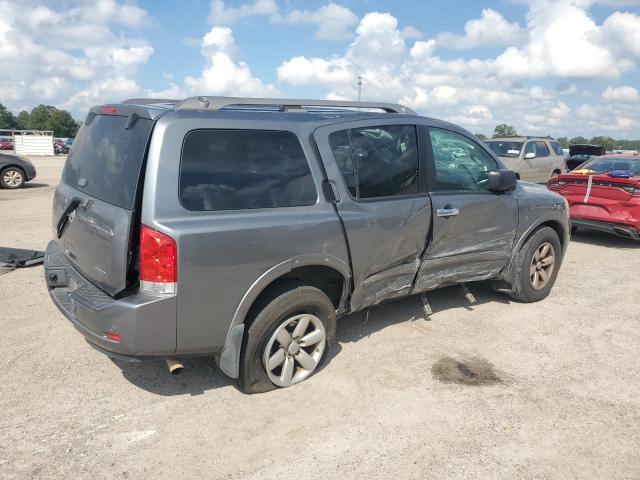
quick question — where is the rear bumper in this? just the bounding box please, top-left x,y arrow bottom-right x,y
44,241 -> 177,359
571,218 -> 640,240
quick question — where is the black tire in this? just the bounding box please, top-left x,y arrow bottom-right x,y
237,285 -> 336,394
510,226 -> 562,303
0,167 -> 26,189
571,226 -> 578,235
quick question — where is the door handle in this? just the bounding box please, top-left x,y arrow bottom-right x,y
436,208 -> 459,217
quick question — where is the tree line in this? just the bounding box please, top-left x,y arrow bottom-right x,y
0,103 -> 79,138
474,124 -> 640,151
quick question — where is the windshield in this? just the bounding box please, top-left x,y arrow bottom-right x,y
579,157 -> 640,176
485,141 -> 523,157
61,114 -> 153,209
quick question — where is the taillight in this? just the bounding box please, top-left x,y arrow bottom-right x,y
139,224 -> 177,295
101,106 -> 117,114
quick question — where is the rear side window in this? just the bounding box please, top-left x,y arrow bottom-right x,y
328,125 -> 419,199
179,129 -> 317,211
535,141 -> 550,157
550,141 -> 564,156
62,114 -> 153,209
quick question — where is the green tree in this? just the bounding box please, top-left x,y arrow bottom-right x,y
0,103 -> 17,129
20,104 -> 79,137
556,137 -> 569,149
16,111 -> 30,130
590,136 -> 615,150
569,136 -> 588,145
474,132 -> 487,141
493,124 -> 518,138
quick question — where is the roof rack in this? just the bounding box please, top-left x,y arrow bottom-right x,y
122,98 -> 180,106
173,96 -> 416,115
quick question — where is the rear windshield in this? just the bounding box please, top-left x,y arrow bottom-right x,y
61,114 -> 153,209
580,157 -> 640,176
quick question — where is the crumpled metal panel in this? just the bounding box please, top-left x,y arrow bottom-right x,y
350,258 -> 421,311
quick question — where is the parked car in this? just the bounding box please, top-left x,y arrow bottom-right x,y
54,139 -> 70,154
0,137 -> 13,150
43,97 -> 570,393
485,137 -> 565,183
0,153 -> 37,189
565,144 -> 606,171
548,154 -> 640,240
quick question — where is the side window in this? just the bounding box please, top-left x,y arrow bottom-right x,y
429,128 -> 498,192
535,141 -> 550,157
524,141 -> 536,156
179,129 -> 317,211
550,141 -> 564,156
329,125 -> 419,199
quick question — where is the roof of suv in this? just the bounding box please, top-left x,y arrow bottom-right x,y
489,137 -> 556,142
103,96 -> 421,125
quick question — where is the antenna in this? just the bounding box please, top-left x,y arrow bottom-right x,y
357,74 -> 363,101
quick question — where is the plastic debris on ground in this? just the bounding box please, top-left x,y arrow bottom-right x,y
0,247 -> 45,275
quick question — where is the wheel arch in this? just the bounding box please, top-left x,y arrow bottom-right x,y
216,255 -> 351,378
500,215 -> 569,286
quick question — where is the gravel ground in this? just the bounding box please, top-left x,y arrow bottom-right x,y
1,156 -> 639,480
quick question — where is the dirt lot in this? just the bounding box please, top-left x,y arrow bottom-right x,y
1,156 -> 639,479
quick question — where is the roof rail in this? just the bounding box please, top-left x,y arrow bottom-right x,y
174,96 -> 416,115
121,98 -> 180,105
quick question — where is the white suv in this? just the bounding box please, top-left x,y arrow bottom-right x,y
485,137 -> 565,183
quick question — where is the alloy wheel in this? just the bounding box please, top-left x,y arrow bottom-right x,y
530,242 -> 555,290
262,313 -> 326,388
3,169 -> 23,187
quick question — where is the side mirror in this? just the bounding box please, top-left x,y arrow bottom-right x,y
488,169 -> 518,192
524,152 -> 536,159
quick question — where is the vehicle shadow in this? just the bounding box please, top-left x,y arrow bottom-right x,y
571,229 -> 639,249
114,356 -> 233,396
336,282 -> 511,345
22,183 -> 49,189
114,281 -> 511,396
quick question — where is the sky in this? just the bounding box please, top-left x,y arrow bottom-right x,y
1,0 -> 639,138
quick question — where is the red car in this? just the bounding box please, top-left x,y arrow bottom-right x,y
0,138 -> 13,150
548,154 -> 640,240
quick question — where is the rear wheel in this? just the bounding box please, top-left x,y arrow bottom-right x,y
238,285 -> 336,394
0,167 -> 25,189
510,226 -> 562,303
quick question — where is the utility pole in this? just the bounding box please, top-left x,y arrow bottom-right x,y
357,74 -> 362,101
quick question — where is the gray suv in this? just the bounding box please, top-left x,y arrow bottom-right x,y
44,97 -> 569,393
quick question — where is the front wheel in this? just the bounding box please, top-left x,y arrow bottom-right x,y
510,226 -> 562,303
238,285 -> 336,394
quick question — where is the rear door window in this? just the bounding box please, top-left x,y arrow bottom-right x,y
61,114 -> 153,209
550,141 -> 564,156
535,141 -> 551,157
179,129 -> 317,211
328,125 -> 420,199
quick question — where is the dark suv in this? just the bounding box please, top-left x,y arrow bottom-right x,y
44,96 -> 569,393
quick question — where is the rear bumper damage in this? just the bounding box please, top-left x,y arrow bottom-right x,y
571,218 -> 640,240
44,241 -> 177,359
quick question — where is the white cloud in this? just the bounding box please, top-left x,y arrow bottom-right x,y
209,0 -> 278,23
437,9 -> 523,49
279,3 -> 358,40
0,0 -> 154,114
209,0 -> 357,40
602,85 -> 640,102
184,26 -> 277,97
